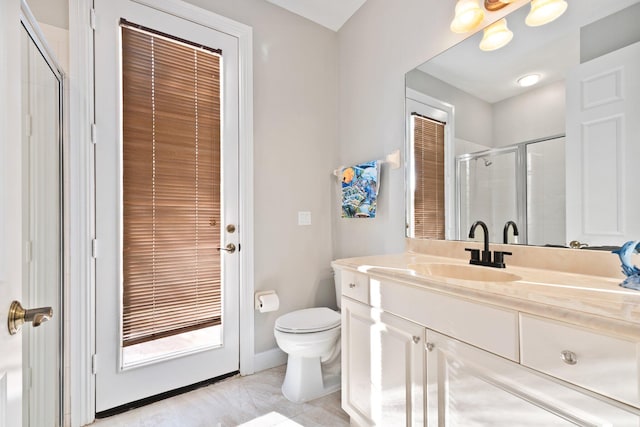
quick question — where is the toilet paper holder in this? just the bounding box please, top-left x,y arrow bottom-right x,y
254,290 -> 278,311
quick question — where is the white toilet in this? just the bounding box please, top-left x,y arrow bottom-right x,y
273,272 -> 342,403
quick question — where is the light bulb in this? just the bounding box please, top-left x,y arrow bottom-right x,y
479,18 -> 513,51
526,0 -> 568,27
450,0 -> 485,34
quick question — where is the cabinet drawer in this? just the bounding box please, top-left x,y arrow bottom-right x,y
379,280 -> 519,361
520,314 -> 640,408
341,270 -> 369,304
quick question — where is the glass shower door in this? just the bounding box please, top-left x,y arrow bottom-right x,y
457,148 -> 520,243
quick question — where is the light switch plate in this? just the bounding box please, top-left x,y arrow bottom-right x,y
298,211 -> 312,226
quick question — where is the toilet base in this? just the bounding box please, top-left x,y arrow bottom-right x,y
281,354 -> 341,403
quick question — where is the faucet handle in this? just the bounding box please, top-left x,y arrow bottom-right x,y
465,248 -> 480,263
492,251 -> 512,268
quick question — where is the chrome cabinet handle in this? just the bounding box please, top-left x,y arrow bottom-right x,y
412,336 -> 421,344
425,342 -> 435,352
217,243 -> 236,254
349,283 -> 356,289
560,350 -> 577,365
8,301 -> 53,335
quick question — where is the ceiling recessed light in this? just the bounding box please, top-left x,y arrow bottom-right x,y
517,74 -> 541,87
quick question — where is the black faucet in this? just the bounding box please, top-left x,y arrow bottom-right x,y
503,221 -> 519,244
465,220 -> 512,268
469,220 -> 491,263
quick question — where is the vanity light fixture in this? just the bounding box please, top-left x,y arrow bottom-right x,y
484,0 -> 514,12
517,73 -> 541,87
525,0 -> 568,27
450,0 -> 485,34
479,18 -> 513,51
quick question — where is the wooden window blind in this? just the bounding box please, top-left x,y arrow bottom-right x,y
121,24 -> 222,347
412,113 -> 445,239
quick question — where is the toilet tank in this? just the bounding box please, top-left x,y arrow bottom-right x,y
333,268 -> 342,310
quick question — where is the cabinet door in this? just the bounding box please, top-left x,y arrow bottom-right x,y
342,297 -> 425,427
426,330 -> 640,426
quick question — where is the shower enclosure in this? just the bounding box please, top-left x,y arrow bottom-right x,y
456,135 -> 566,246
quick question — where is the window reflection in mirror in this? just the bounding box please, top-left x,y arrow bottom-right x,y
405,0 -> 640,247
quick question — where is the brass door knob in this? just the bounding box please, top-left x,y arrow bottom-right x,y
217,243 -> 236,254
8,301 -> 53,335
569,240 -> 588,249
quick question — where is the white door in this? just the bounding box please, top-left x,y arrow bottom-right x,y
0,0 -> 25,425
341,298 -> 425,427
566,41 -> 640,246
94,0 -> 240,412
2,2 -> 64,426
21,14 -> 64,427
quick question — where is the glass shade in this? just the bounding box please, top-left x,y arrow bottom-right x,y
479,18 -> 514,51
525,0 -> 568,27
450,0 -> 485,34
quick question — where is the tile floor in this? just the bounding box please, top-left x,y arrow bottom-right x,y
90,365 -> 350,427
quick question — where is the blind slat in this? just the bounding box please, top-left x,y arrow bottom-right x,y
413,115 -> 445,240
122,25 -> 222,347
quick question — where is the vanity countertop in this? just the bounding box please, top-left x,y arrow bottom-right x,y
332,251 -> 640,341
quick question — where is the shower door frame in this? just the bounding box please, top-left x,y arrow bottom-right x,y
455,145 -> 526,243
455,134 -> 566,244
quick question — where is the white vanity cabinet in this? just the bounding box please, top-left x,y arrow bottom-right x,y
338,268 -> 640,426
426,330 -> 640,426
341,297 -> 425,427
520,314 -> 640,409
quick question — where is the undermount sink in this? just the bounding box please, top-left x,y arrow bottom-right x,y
408,263 -> 522,283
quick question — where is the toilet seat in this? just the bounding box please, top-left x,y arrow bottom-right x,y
275,307 -> 340,334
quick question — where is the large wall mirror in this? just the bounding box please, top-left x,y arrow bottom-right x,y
405,0 -> 640,248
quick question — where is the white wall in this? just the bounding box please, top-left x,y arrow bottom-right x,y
334,0 -> 529,258
492,80 -> 566,147
26,0 -> 68,29
181,0 -> 339,356
406,69 -> 493,148
581,2 -> 640,63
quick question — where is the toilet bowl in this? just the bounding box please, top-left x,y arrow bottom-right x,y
274,307 -> 341,403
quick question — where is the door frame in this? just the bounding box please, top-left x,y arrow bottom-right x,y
67,0 -> 254,424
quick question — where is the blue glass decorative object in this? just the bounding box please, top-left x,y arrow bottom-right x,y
612,240 -> 640,290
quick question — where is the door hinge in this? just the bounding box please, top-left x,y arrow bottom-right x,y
25,240 -> 32,263
25,114 -> 32,137
91,123 -> 97,145
92,354 -> 98,375
89,8 -> 96,31
92,239 -> 98,259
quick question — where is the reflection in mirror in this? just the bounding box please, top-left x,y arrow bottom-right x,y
405,0 -> 640,247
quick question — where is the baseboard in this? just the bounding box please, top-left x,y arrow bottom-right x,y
253,347 -> 287,372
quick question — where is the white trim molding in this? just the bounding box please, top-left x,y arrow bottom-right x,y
69,0 -> 254,424
405,88 -> 456,240
68,0 -> 96,425
253,348 -> 287,373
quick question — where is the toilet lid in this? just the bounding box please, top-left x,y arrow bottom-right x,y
275,307 -> 341,333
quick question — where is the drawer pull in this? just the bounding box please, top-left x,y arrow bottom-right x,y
560,350 -> 577,365
349,283 -> 356,289
412,336 -> 420,344
425,342 -> 435,352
